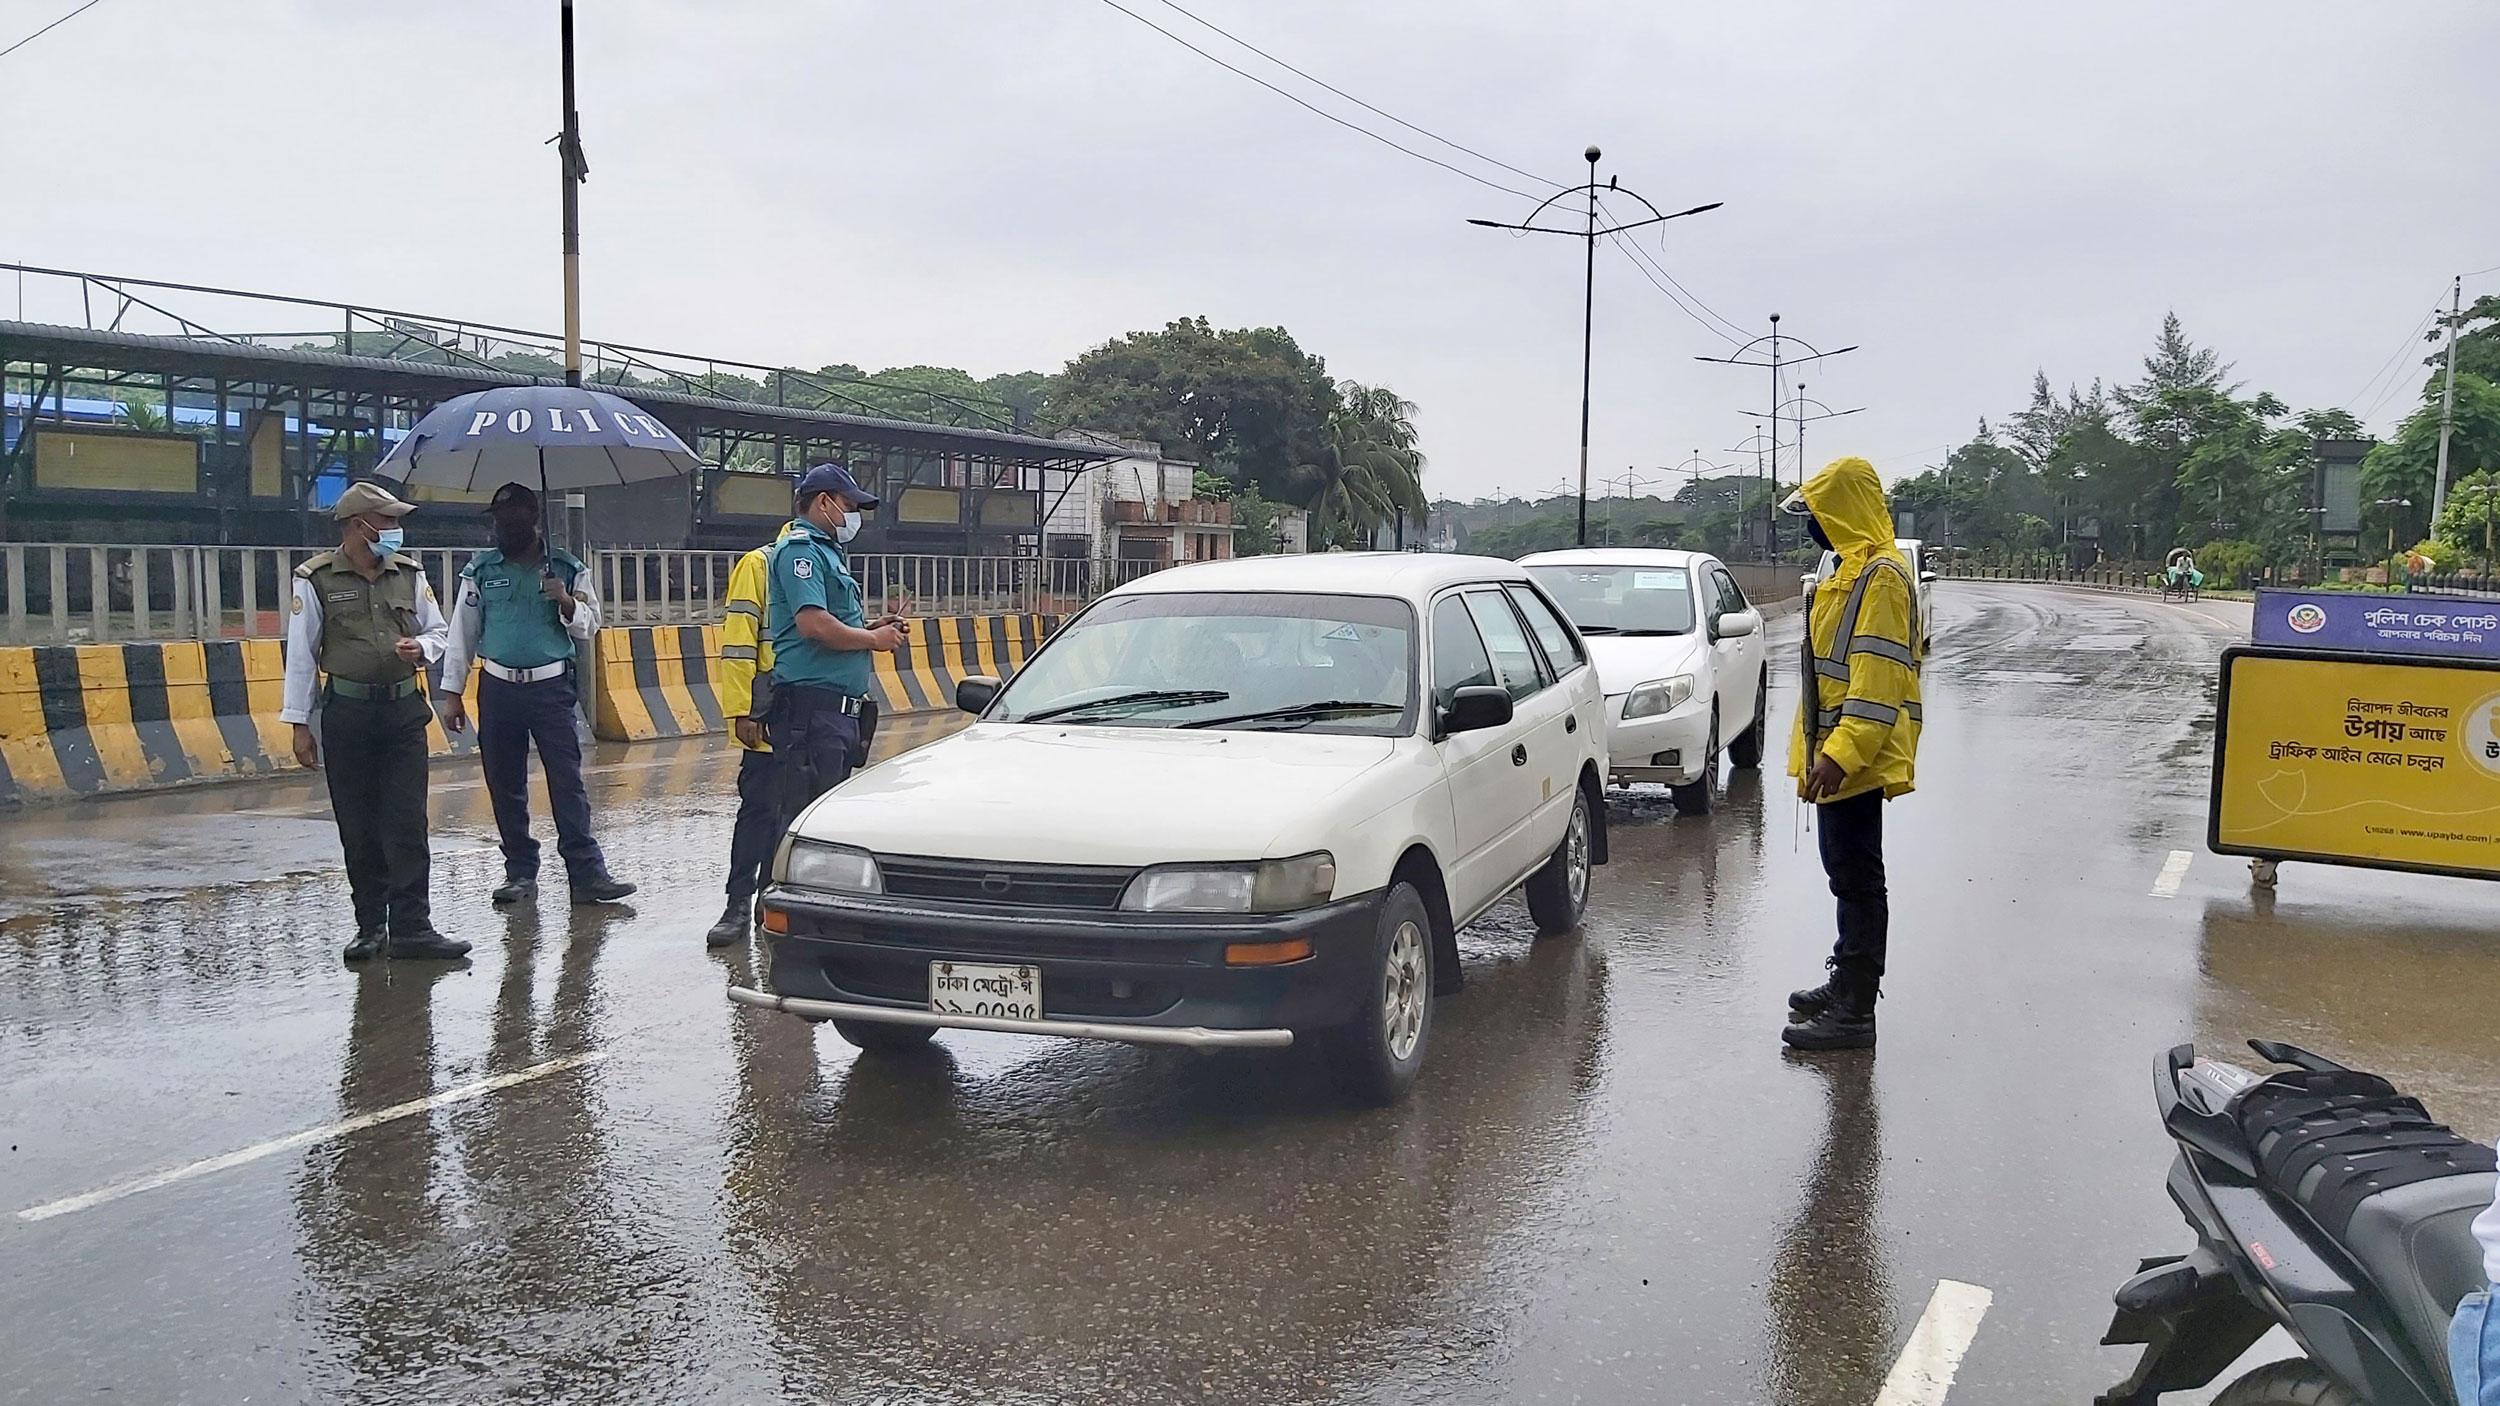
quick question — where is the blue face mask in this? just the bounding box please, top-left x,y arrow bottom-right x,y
373,525 -> 406,559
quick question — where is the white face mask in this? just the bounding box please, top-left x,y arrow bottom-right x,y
835,514 -> 861,545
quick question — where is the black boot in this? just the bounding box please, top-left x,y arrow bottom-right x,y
342,927 -> 385,963
491,876 -> 537,906
573,873 -> 638,905
705,904 -> 749,948
386,928 -> 473,961
1788,960 -> 1840,1020
1782,974 -> 1876,1051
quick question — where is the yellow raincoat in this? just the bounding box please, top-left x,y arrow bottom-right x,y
1787,456 -> 1922,802
719,523 -> 803,753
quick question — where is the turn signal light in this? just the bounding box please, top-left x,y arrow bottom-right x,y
1224,937 -> 1312,967
760,906 -> 791,935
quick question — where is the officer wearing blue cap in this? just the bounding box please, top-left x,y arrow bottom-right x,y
767,463 -> 908,826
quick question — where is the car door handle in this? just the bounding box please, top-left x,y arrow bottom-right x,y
1511,744 -> 1528,766
1564,714 -> 1578,734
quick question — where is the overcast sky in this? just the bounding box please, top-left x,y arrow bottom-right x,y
5,0 -> 2496,500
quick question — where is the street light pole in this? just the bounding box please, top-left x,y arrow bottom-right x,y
2432,275 -> 2463,521
557,0 -> 588,387
1469,152 -> 1724,548
1696,322 -> 1857,557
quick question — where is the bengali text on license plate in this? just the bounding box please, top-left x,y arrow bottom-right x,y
928,961 -> 1041,1020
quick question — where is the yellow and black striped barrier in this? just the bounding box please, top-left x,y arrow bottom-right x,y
0,641 -> 478,804
592,614 -> 1062,743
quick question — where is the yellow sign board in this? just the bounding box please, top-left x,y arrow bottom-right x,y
2212,647 -> 2500,880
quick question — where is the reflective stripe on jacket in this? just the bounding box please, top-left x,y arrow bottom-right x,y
719,528 -> 797,753
1787,455 -> 1922,802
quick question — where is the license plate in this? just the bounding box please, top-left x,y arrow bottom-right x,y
928,961 -> 1041,1021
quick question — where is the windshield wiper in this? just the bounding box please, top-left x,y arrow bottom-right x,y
1616,628 -> 1690,637
1179,701 -> 1404,730
1572,623 -> 1621,635
1016,689 -> 1230,723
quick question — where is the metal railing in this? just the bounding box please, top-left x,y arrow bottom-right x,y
0,542 -> 1170,644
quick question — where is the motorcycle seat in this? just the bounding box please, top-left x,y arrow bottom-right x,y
2236,1067 -> 2497,1356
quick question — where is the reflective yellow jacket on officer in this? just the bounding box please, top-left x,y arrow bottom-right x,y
718,522 -> 803,754
1787,455 -> 1922,802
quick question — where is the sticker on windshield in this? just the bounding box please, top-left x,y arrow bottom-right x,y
1320,622 -> 1366,641
1633,570 -> 1687,590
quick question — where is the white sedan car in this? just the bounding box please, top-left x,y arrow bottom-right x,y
1807,538 -> 1936,652
732,553 -> 1610,1105
1519,549 -> 1769,814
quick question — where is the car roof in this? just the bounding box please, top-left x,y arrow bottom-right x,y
1517,547 -> 1712,570
1113,552 -> 1530,603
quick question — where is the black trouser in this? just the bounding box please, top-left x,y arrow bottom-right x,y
725,746 -> 783,910
322,688 -> 433,937
477,670 -> 605,884
773,685 -> 861,834
1816,788 -> 1888,989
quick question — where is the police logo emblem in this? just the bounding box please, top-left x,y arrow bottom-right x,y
290,594 -> 304,615
792,557 -> 814,580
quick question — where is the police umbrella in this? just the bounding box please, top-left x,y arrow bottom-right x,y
374,385 -> 701,492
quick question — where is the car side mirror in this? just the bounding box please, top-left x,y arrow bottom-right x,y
956,675 -> 1003,715
1920,571 -> 1938,585
1441,685 -> 1513,736
1713,610 -> 1760,640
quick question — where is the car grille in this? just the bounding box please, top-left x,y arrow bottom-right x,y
877,855 -> 1139,912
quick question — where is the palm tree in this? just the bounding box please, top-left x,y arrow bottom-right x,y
1299,380 -> 1427,547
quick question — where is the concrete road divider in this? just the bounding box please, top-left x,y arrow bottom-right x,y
593,614 -> 1064,743
0,641 -> 478,804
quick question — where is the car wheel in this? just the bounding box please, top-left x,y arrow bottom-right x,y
1326,882 -> 1435,1106
830,1019 -> 939,1054
1671,710 -> 1718,815
1728,669 -> 1768,769
1524,782 -> 1592,935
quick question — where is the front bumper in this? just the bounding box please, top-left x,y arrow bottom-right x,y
1605,694 -> 1714,785
738,884 -> 1388,1047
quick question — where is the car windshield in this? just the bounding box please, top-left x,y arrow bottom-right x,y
1523,565 -> 1697,636
991,591 -> 1417,735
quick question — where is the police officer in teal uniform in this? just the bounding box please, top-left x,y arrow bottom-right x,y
768,463 -> 907,828
440,483 -> 636,906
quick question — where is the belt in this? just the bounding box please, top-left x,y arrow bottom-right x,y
784,684 -> 870,717
481,659 -> 571,684
327,677 -> 419,701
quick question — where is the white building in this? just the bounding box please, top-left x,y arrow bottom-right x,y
1048,432 -> 1240,568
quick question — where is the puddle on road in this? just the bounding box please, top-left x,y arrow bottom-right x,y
1969,669 -> 2087,686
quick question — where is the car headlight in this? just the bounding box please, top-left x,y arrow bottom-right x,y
1121,852 -> 1337,913
1620,675 -> 1697,719
780,838 -> 883,895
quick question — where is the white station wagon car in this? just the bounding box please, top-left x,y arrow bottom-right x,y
1519,549 -> 1770,814
732,553 -> 1611,1104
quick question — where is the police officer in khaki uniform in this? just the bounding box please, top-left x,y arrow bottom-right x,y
280,481 -> 469,964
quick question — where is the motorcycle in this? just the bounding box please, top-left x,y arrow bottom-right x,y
2097,1040 -> 2494,1405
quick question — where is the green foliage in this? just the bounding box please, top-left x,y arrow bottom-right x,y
2193,539 -> 2265,588
1052,317 -> 1341,497
1192,468 -> 1234,500
2361,373 -> 2500,547
2432,469 -> 2500,562
1230,486 -> 1282,556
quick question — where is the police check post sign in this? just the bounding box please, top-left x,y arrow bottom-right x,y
2251,588 -> 2500,661
2210,645 -> 2500,881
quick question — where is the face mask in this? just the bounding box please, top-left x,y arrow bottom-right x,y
373,524 -> 406,559
835,514 -> 861,546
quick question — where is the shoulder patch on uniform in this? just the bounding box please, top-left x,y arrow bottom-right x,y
291,593 -> 305,615
791,556 -> 814,580
295,551 -> 338,578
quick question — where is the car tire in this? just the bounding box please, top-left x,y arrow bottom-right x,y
1326,882 -> 1435,1106
1524,783 -> 1592,936
1671,711 -> 1718,815
830,1019 -> 939,1054
1728,670 -> 1768,769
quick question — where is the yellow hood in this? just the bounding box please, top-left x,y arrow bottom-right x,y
1798,455 -> 1894,558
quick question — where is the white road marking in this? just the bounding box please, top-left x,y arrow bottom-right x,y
13,1051 -> 605,1224
1873,1279 -> 1994,1406
2150,849 -> 2194,898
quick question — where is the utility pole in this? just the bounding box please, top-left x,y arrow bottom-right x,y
1697,320 -> 1857,556
557,0 -> 589,387
1469,151 -> 1723,546
2432,275 -> 2463,522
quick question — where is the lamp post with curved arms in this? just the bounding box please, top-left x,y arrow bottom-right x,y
1600,468 -> 1659,544
1696,320 -> 1858,551
1469,148 -> 1724,547
1744,382 -> 1867,551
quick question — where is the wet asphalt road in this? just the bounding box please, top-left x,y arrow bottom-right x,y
3,581 -> 2496,1406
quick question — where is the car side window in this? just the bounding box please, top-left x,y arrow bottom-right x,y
1430,595 -> 1497,714
1462,590 -> 1546,701
1504,584 -> 1584,675
1710,568 -> 1747,619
